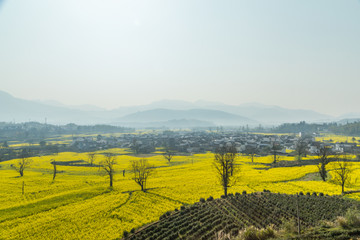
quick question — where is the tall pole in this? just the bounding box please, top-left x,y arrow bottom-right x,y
296,193 -> 301,235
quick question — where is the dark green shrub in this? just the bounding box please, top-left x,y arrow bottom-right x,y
243,190 -> 247,195
179,228 -> 186,235
230,228 -> 238,236
123,230 -> 129,238
200,198 -> 205,203
207,196 -> 214,201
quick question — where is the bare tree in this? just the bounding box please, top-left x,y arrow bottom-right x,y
50,144 -> 59,155
131,138 -> 140,155
87,153 -> 96,166
130,159 -> 154,191
163,147 -> 175,163
11,149 -> 31,177
2,141 -> 8,148
100,153 -> 116,187
333,155 -> 352,194
213,144 -> 238,197
270,142 -> 282,164
245,145 -> 258,163
51,159 -> 57,181
295,137 -> 308,160
315,144 -> 331,181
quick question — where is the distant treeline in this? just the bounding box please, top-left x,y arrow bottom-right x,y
0,122 -> 134,141
331,122 -> 360,136
272,121 -> 360,136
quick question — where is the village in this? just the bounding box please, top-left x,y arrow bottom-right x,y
70,130 -> 360,157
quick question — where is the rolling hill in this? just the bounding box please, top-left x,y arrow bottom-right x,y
0,90 -> 337,126
0,90 -> 104,124
118,100 -> 332,124
125,192 -> 360,240
117,109 -> 256,126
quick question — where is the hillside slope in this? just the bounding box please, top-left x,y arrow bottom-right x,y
124,193 -> 360,240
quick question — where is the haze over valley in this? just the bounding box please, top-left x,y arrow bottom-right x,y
1,90 -> 356,127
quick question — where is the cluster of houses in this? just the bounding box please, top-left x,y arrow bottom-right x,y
70,131 -> 360,156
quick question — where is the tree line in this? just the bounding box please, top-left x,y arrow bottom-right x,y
0,122 -> 134,142
273,121 -> 360,136
8,141 -> 355,197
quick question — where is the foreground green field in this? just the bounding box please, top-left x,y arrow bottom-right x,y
1,150 -> 360,239
128,193 -> 360,240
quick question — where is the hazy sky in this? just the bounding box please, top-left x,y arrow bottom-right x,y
0,0 -> 359,115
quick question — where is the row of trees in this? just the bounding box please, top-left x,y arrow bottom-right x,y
244,136 -> 319,164
9,143 -> 354,196
87,152 -> 155,190
0,122 -> 134,142
214,143 -> 355,196
272,121 -> 360,136
10,151 -> 155,192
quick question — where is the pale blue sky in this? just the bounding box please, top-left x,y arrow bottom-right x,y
0,0 -> 359,115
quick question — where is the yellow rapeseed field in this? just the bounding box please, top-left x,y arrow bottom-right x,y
1,148 -> 359,239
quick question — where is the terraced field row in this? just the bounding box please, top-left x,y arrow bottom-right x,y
127,193 -> 360,240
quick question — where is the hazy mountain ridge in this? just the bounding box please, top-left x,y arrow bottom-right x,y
0,90 -> 343,126
0,90 -> 107,124
112,99 -> 332,124
115,119 -> 215,128
117,108 -> 256,126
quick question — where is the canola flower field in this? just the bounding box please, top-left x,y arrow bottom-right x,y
1,146 -> 360,239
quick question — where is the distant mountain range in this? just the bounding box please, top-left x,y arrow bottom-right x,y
117,109 -> 255,126
0,90 -> 353,127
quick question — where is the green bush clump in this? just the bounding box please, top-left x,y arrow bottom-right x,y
280,218 -> 297,234
240,226 -> 275,240
339,207 -> 360,229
